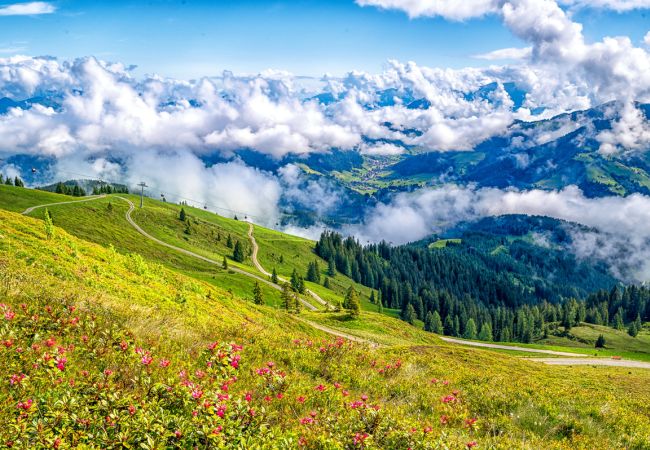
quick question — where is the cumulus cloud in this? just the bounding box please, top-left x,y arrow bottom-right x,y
473,47 -> 533,61
559,0 -> 650,11
0,1 -> 55,16
355,0 -> 498,20
359,142 -> 405,155
347,185 -> 650,282
597,102 -> 650,154
645,31 -> 650,46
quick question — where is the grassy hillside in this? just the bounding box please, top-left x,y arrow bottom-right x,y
0,184 -> 77,212
3,189 -> 650,447
2,208 -> 650,448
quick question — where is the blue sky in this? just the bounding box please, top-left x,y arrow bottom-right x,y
0,0 -> 648,78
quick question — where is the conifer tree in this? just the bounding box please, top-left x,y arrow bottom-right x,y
463,318 -> 478,340
226,234 -> 233,248
44,208 -> 54,240
431,311 -> 444,334
612,309 -> 625,330
424,311 -> 434,332
179,208 -> 186,221
294,292 -> 302,314
107,202 -> 113,213
369,291 -> 375,304
595,334 -> 606,348
478,322 -> 493,341
327,258 -> 336,277
306,260 -> 320,283
628,322 -> 639,337
377,297 -> 383,314
323,277 -> 330,289
347,287 -> 360,318
281,283 -> 293,311
0,173 -> 3,184
401,304 -> 416,324
222,256 -> 228,269
271,267 -> 278,284
233,240 -> 245,263
253,282 -> 264,305
14,177 -> 24,187
5,177 -> 12,185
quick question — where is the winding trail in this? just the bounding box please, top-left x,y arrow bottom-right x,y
22,195 -> 106,215
114,196 -> 317,312
529,358 -> 650,369
247,223 -> 333,311
440,337 -> 588,357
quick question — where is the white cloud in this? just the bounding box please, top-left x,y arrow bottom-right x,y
355,0 -> 498,20
347,185 -> 650,282
645,31 -> 650,46
597,102 -> 650,154
359,142 -> 405,155
0,2 -> 55,16
473,47 -> 533,61
559,0 -> 650,11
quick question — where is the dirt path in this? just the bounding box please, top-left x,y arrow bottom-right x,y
295,317 -> 379,347
440,337 -> 588,357
530,357 -> 650,369
247,223 -> 333,310
114,197 -> 321,310
22,195 -> 107,215
18,195 -> 379,344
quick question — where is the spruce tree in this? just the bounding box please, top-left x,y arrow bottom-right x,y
377,297 -> 383,314
327,258 -> 336,277
226,234 -> 233,248
0,173 -> 3,184
595,334 -> 606,348
463,318 -> 478,340
478,322 -> 493,341
14,177 -> 24,187
4,177 -> 12,185
310,261 -> 321,283
222,256 -> 228,269
431,311 -> 443,334
291,269 -> 305,293
294,292 -> 302,314
271,267 -> 278,284
107,202 -> 113,213
348,287 -> 361,318
179,208 -> 186,221
369,291 -> 375,304
253,282 -> 264,305
281,283 -> 293,311
232,241 -> 245,263
401,304 -> 416,324
44,209 -> 54,240
628,322 -> 639,337
424,311 -> 434,332
323,277 -> 330,289
443,315 -> 454,336
613,309 -> 625,331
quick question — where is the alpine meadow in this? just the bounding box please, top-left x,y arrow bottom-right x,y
1,0 -> 650,449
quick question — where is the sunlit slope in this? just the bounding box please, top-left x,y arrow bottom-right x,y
2,208 -> 650,448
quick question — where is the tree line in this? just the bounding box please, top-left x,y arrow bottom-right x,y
0,174 -> 24,187
315,231 -> 648,343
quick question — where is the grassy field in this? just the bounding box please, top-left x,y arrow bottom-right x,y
2,207 -> 650,447
0,211 -> 650,449
0,184 -> 77,212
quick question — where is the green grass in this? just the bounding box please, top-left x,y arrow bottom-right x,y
0,184 -> 77,212
428,239 -> 462,249
2,201 -> 650,448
